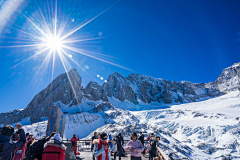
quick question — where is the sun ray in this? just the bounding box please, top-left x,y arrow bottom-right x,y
6,25 -> 45,41
59,48 -> 83,69
60,2 -> 119,40
2,0 -> 131,91
62,44 -> 132,71
36,1 -> 52,36
57,49 -> 82,112
10,46 -> 50,69
54,0 -> 57,38
62,37 -> 104,44
20,11 -> 49,39
0,44 -> 46,48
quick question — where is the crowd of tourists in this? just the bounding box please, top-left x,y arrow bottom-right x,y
0,124 -> 160,160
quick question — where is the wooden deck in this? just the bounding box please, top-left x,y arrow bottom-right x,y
76,151 -> 149,160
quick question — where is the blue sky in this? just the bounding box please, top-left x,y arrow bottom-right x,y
0,0 -> 240,112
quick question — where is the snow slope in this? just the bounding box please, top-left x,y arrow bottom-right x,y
131,90 -> 240,159
22,91 -> 240,159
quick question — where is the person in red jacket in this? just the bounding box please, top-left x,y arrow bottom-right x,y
70,134 -> 80,155
42,133 -> 67,160
146,135 -> 151,141
12,124 -> 27,160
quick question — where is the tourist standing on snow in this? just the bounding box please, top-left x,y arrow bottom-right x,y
93,132 -> 117,160
71,134 -> 80,155
91,132 -> 99,151
138,132 -> 145,156
0,124 -> 26,160
42,134 -> 67,160
125,132 -> 144,160
148,136 -> 160,160
113,133 -> 126,160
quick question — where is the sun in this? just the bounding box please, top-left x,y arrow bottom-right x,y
45,36 -> 63,51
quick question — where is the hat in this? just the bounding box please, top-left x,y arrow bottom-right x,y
52,133 -> 62,142
100,132 -> 108,140
151,133 -> 154,136
1,125 -> 14,136
118,133 -> 121,136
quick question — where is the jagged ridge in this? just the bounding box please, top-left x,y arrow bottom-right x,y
1,62 -> 240,125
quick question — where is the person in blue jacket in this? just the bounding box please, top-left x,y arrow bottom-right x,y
0,124 -> 26,160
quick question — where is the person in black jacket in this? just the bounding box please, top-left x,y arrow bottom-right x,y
138,132 -> 145,155
0,124 -> 26,160
113,133 -> 126,160
148,136 -> 160,160
91,132 -> 99,151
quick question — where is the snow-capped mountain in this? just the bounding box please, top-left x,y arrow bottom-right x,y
1,62 -> 240,159
82,90 -> 240,159
1,62 -> 239,126
215,62 -> 240,92
0,69 -> 82,125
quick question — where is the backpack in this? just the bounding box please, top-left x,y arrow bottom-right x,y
148,140 -> 157,155
25,137 -> 47,160
71,141 -> 76,147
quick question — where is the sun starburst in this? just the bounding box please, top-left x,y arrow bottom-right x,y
0,0 -> 129,112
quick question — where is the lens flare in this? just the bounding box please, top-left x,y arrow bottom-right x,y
45,36 -> 62,51
0,0 -> 130,112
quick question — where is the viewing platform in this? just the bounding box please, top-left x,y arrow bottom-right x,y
66,140 -> 168,160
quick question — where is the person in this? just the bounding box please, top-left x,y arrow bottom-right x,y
149,133 -> 154,142
42,133 -> 66,160
146,133 -> 155,154
26,133 -> 35,152
146,135 -> 151,141
12,124 -> 30,160
70,134 -> 80,155
91,132 -> 99,151
125,132 -> 144,160
138,132 -> 145,156
113,133 -> 126,160
148,136 -> 160,160
24,132 -> 57,160
0,127 -> 2,134
93,132 -> 117,160
0,124 -> 26,160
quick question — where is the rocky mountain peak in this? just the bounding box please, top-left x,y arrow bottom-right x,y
1,62 -> 240,125
0,69 -> 83,125
108,72 -> 125,80
215,62 -> 240,92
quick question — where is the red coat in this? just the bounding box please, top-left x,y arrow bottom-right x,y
42,140 -> 66,160
12,142 -> 27,160
147,136 -> 151,141
70,137 -> 79,154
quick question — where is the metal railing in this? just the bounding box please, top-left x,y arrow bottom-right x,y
156,147 -> 168,160
63,139 -> 168,160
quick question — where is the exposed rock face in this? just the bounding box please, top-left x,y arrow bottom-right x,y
215,62 -> 240,92
84,63 -> 240,105
84,72 -> 222,105
1,62 -> 240,125
0,69 -> 82,125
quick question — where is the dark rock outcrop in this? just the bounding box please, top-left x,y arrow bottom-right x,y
0,69 -> 82,125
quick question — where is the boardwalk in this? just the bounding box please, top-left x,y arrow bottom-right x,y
77,151 -> 149,160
